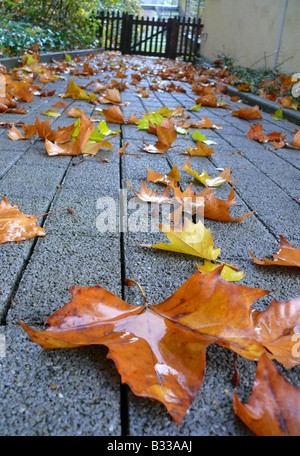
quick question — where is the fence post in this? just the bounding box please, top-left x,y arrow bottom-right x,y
96,11 -> 104,47
121,13 -> 133,55
166,18 -> 179,60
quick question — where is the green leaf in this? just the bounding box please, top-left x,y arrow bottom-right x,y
188,104 -> 201,111
192,131 -> 207,142
272,108 -> 283,120
89,120 -> 120,142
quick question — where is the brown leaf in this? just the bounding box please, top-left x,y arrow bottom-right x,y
0,197 -> 46,243
20,268 -> 269,424
290,130 -> 300,148
251,296 -> 300,368
233,354 -> 300,436
45,113 -> 94,156
181,140 -> 215,156
127,178 -> 174,204
102,106 -> 125,124
232,105 -> 263,119
146,164 -> 180,185
7,125 -> 25,140
98,88 -> 122,105
189,117 -> 222,129
249,236 -> 300,267
203,186 -> 254,222
142,121 -> 177,153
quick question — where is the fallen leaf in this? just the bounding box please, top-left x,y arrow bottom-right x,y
41,110 -> 61,118
142,121 -> 177,153
0,196 -> 46,243
61,77 -> 89,100
98,88 -> 122,105
141,217 -> 221,261
232,105 -> 263,119
67,107 -> 85,118
189,117 -> 222,129
127,178 -> 174,204
45,113 -> 94,156
146,164 -> 180,185
272,108 -> 283,120
181,140 -> 215,156
233,354 -> 300,436
203,186 -> 254,222
102,106 -> 125,124
249,236 -> 300,267
20,268 -> 270,423
197,260 -> 245,281
182,158 -> 233,187
7,125 -> 25,140
290,130 -> 300,148
251,296 -> 300,368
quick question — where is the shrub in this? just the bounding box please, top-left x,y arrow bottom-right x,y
0,0 -> 142,56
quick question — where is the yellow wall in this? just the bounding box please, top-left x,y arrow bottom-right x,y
200,0 -> 300,74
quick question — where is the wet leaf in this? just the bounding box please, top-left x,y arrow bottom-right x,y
20,268 -> 270,423
233,354 -> 300,436
197,260 -> 245,281
249,236 -> 300,267
0,196 -> 46,243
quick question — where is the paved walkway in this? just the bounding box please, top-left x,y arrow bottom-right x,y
0,52 -> 299,436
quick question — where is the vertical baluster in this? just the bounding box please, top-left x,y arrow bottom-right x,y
155,22 -> 159,55
179,17 -> 185,57
139,17 -> 144,53
144,17 -> 149,53
183,17 -> 191,61
188,17 -> 196,61
109,11 -> 115,50
104,12 -> 109,50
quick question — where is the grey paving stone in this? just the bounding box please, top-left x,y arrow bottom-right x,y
7,232 -> 121,326
0,325 -> 121,436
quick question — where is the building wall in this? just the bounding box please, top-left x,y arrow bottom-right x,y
199,0 -> 299,74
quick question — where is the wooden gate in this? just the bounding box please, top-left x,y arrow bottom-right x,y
96,12 -> 203,61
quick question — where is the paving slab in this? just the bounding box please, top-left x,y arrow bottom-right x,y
0,52 -> 299,437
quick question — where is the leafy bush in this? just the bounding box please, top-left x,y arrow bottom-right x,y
0,21 -> 68,56
0,0 -> 142,56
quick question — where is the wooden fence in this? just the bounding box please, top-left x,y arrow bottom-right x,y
96,12 -> 203,61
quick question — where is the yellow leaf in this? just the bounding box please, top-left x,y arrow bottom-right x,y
197,260 -> 245,281
61,77 -> 89,100
182,158 -> 233,187
141,218 -> 221,260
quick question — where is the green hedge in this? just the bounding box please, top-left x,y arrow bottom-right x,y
0,0 -> 142,56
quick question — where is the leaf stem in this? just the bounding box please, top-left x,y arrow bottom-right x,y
125,278 -> 148,307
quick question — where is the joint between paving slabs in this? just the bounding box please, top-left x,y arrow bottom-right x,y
1,153 -> 74,326
118,121 -> 131,436
212,128 -> 299,203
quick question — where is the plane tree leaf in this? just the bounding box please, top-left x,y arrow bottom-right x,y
146,164 -> 180,186
141,217 -> 221,261
251,296 -> 300,368
20,268 -> 272,424
182,158 -> 234,187
0,196 -> 46,243
249,236 -> 300,267
232,105 -> 263,119
233,354 -> 300,436
196,260 -> 245,282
